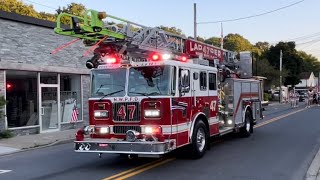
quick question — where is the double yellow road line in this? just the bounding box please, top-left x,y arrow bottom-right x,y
102,158 -> 175,180
102,107 -> 306,180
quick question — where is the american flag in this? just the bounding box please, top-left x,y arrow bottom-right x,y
70,100 -> 79,123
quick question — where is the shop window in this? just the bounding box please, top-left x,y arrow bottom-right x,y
60,74 -> 82,122
6,71 -> 38,128
40,72 -> 57,84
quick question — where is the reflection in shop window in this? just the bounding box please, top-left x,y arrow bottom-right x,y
6,71 -> 38,128
60,74 -> 82,122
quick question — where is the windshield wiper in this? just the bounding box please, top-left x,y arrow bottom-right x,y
96,84 -> 125,94
98,90 -> 124,101
128,92 -> 156,99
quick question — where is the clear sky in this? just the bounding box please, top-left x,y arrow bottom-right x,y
25,0 -> 320,59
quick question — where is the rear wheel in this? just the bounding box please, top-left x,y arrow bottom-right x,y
189,120 -> 208,159
240,111 -> 253,137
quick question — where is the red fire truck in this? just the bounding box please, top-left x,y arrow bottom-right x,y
54,10 -> 263,158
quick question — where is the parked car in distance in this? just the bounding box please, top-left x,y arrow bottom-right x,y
299,92 -> 307,102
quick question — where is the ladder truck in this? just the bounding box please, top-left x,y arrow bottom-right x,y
54,10 -> 263,159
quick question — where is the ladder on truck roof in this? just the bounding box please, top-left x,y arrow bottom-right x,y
54,9 -> 188,56
53,9 -> 244,78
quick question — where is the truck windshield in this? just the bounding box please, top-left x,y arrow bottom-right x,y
128,65 -> 170,96
91,68 -> 126,97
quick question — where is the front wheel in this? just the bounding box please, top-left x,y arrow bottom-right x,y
189,120 -> 208,159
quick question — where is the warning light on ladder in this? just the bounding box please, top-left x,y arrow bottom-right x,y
151,54 -> 161,61
103,55 -> 120,64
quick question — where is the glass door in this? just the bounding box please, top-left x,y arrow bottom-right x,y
40,86 -> 59,132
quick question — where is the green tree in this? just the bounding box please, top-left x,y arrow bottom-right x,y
58,3 -> 86,25
0,0 -> 39,18
205,37 -> 221,47
297,51 -> 320,73
38,12 -> 56,21
196,36 -> 205,42
158,26 -> 184,36
254,41 -> 270,53
266,41 -> 303,87
253,58 -> 288,88
223,33 -> 253,52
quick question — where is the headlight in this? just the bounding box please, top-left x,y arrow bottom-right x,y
143,126 -> 162,135
94,110 -> 109,118
99,127 -> 110,134
144,109 -> 160,118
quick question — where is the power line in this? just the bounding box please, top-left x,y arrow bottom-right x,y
296,38 -> 320,46
23,0 -> 57,10
198,0 -> 305,24
286,31 -> 320,41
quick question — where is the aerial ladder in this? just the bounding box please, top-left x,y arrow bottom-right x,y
53,9 -> 239,71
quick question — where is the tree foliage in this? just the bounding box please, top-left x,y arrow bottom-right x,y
0,0 -> 39,18
223,33 -> 253,52
0,0 -> 87,24
254,41 -> 270,53
57,3 -> 86,24
298,51 -> 320,74
159,26 -> 184,36
205,37 -> 221,47
265,42 -> 304,87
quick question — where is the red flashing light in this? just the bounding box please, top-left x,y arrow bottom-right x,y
106,57 -> 117,64
181,56 -> 188,62
151,54 -> 161,61
103,55 -> 120,64
6,83 -> 12,89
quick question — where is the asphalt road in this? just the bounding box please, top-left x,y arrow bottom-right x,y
0,103 -> 319,180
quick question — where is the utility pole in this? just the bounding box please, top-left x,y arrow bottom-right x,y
279,50 -> 283,103
256,53 -> 258,76
220,22 -> 223,49
194,3 -> 197,40
318,71 -> 320,92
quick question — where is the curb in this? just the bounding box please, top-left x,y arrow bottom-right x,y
0,138 -> 74,157
306,147 -> 320,180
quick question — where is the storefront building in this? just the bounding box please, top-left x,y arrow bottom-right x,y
0,11 -> 91,135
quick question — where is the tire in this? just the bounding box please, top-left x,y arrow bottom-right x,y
240,111 -> 253,138
189,120 -> 208,159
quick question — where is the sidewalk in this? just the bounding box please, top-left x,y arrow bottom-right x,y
0,129 -> 76,156
306,146 -> 320,180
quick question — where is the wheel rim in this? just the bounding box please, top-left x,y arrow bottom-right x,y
196,127 -> 206,152
246,118 -> 251,132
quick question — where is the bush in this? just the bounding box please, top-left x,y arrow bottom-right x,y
0,130 -> 13,139
264,93 -> 270,101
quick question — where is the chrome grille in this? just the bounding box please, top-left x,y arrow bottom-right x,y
113,102 -> 140,122
113,126 -> 141,134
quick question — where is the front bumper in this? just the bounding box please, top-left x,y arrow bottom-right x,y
74,138 -> 171,155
